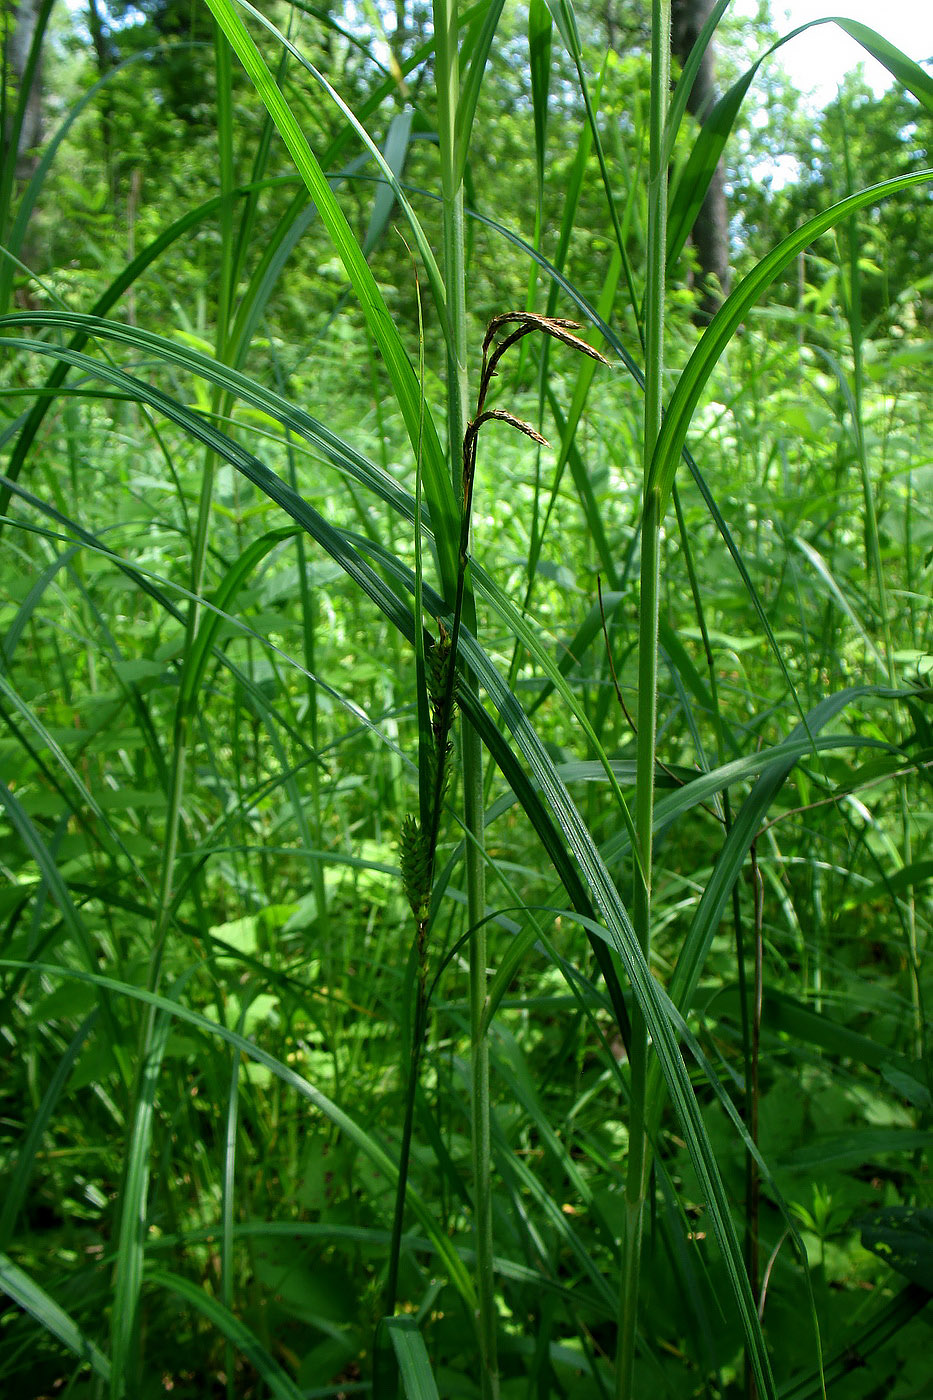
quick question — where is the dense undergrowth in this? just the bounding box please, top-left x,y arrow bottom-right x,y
1,2 -> 932,1397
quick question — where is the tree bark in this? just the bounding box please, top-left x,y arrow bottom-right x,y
672,0 -> 731,322
4,0 -> 45,181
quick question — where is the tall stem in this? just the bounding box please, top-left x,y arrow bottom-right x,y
434,1 -> 497,1393
616,4 -> 669,1397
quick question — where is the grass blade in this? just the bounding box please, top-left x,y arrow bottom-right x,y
201,0 -> 458,599
382,1315 -> 442,1400
147,1268 -> 305,1400
655,172 -> 933,512
0,1251 -> 111,1383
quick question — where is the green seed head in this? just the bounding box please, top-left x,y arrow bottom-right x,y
400,814 -> 431,923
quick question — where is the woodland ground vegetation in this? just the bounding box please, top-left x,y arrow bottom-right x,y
0,2 -> 931,1398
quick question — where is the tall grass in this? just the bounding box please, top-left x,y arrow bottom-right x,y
1,3 -> 931,1398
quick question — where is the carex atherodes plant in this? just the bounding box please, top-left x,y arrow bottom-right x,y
390,311 -> 609,1398
0,2 -> 931,1398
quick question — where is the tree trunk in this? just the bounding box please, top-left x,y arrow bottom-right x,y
4,0 -> 45,181
85,0 -> 116,176
672,0 -> 731,322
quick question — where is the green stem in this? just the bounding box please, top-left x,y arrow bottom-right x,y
434,0 -> 496,1391
384,969 -> 429,1318
838,132 -> 922,1063
147,21 -> 234,1005
617,4 -> 669,1397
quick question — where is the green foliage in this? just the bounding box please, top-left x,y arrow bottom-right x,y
736,76 -> 933,333
0,3 -> 931,1399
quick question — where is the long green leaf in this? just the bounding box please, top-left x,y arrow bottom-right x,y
382,1315 -> 442,1400
181,527 -> 298,712
147,1268 -> 305,1400
0,1251 -> 111,1383
0,962 -> 476,1313
111,1003 -> 175,1400
667,20 -> 933,272
777,1286 -> 931,1400
654,172 -> 933,511
456,0 -> 507,186
200,0 -> 459,599
666,686 -> 908,1018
